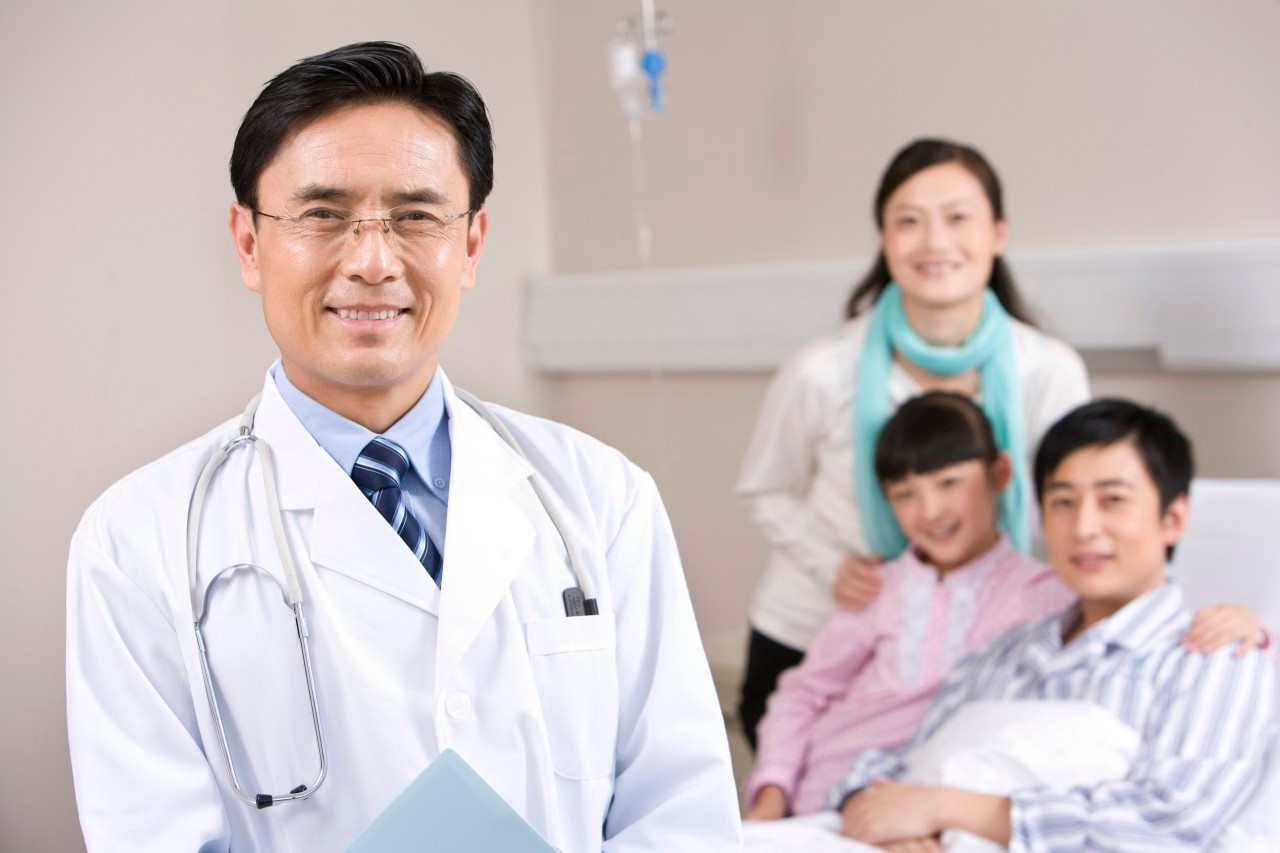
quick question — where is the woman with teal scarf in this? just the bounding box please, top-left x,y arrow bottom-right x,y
735,140 -> 1092,750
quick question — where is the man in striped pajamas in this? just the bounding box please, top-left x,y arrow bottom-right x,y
831,399 -> 1278,852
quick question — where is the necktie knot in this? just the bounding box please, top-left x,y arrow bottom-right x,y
352,437 -> 411,493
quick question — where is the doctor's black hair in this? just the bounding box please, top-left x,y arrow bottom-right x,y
844,138 -> 1033,325
229,41 -> 494,214
874,392 -> 1001,486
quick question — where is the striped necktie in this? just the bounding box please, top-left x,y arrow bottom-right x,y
351,436 -> 443,586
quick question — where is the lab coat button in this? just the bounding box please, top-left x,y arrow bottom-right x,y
446,692 -> 472,720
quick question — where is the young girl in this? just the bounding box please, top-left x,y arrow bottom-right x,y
744,392 -> 1263,820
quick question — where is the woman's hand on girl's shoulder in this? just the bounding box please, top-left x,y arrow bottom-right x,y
833,554 -> 884,610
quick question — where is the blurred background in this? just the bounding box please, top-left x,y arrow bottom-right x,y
2,1 -> 1278,848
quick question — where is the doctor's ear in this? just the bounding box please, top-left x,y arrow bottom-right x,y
229,203 -> 262,293
459,207 -> 489,292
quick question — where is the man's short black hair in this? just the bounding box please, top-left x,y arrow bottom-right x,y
1034,398 -> 1195,514
230,41 -> 494,213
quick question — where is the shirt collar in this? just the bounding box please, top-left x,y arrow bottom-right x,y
901,534 -> 1014,586
1086,580 -> 1185,651
1051,580 -> 1186,653
269,360 -> 451,497
1021,580 -> 1185,676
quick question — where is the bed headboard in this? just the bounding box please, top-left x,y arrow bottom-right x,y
1171,478 -> 1280,633
1170,479 -> 1280,843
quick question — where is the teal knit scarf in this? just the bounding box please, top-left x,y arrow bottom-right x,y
853,284 -> 1029,557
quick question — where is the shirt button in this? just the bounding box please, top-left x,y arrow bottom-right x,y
433,477 -> 447,489
446,692 -> 472,720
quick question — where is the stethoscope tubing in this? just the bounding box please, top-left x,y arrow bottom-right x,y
185,389 -> 593,809
187,393 -> 328,807
453,388 -> 595,599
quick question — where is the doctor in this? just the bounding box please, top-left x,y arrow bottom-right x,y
66,41 -> 741,852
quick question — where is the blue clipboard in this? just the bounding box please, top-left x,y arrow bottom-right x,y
345,749 -> 557,852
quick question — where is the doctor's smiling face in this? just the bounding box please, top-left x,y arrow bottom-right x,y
230,101 -> 488,426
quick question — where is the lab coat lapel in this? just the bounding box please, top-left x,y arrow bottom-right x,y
253,374 -> 441,615
435,377 -> 536,692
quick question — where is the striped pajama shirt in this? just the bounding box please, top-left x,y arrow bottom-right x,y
829,582 -> 1279,852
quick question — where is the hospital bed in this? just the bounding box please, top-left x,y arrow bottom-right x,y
1173,479 -> 1280,639
741,479 -> 1280,851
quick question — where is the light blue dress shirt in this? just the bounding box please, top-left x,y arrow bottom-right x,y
271,360 -> 451,555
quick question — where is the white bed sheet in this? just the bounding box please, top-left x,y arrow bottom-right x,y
743,699 -> 1275,852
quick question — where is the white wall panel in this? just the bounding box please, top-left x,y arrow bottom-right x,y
528,240 -> 1280,372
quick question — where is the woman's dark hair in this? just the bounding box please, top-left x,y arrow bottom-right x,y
844,138 -> 1032,324
875,392 -> 1000,485
230,41 -> 494,214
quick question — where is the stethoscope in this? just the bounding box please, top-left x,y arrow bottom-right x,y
187,389 -> 598,810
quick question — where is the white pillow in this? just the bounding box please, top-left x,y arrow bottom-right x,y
901,700 -> 1275,853
901,700 -> 1139,794
902,701 -> 1138,853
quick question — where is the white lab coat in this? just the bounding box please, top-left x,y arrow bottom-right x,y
66,370 -> 742,853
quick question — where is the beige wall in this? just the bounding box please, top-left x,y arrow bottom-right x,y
540,0 -> 1280,655
0,2 -> 551,849
546,0 -> 1280,273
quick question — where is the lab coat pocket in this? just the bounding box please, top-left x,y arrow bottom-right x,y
525,614 -> 619,781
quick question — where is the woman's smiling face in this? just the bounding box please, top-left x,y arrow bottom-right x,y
880,161 -> 1008,320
